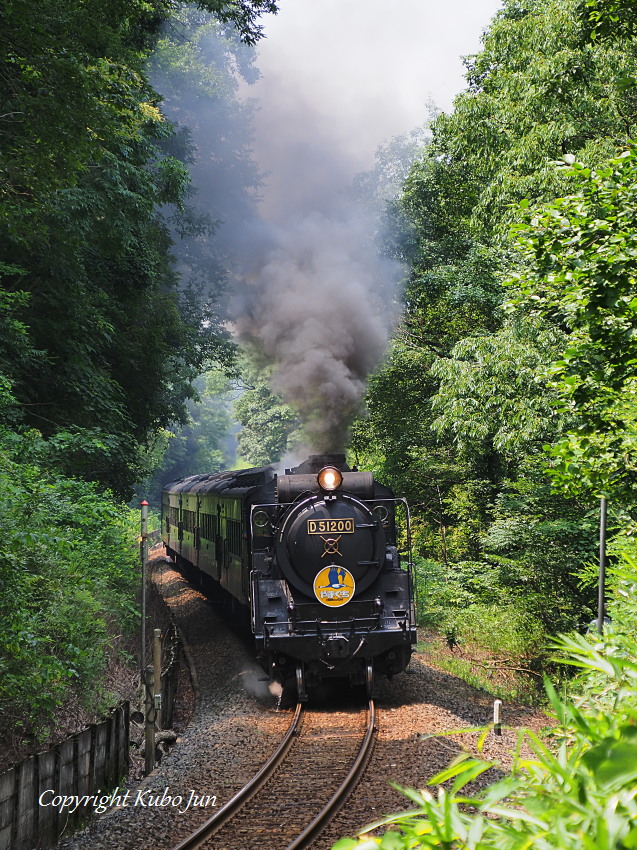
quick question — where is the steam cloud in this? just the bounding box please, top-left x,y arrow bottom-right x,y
152,13 -> 406,455
233,208 -> 401,451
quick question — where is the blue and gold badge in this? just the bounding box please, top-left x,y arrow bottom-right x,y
313,565 -> 355,607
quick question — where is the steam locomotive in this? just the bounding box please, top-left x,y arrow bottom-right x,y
161,454 -> 416,699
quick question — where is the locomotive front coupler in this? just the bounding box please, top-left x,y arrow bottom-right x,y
324,634 -> 350,660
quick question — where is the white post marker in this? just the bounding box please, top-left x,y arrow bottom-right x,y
493,699 -> 503,736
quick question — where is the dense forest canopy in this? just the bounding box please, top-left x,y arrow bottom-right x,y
0,0 -> 278,742
342,0 -> 637,656
338,0 -> 637,843
0,0 -> 278,498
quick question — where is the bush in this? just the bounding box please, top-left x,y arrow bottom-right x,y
0,428 -> 140,731
415,558 -> 547,658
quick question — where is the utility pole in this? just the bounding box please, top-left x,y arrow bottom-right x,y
145,665 -> 155,774
597,496 -> 607,634
140,500 -> 149,671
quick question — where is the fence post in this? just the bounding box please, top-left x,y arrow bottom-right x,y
153,628 -> 163,731
0,769 -> 16,850
0,703 -> 130,850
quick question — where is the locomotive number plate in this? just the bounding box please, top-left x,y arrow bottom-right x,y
307,518 -> 354,534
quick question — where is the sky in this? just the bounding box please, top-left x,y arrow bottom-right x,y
247,0 -> 504,194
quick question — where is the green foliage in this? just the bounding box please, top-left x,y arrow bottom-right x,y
174,369 -> 235,474
342,0 -> 637,720
195,0 -> 279,45
0,0 -> 264,497
0,0 -> 280,744
456,603 -> 546,659
419,555 -> 546,654
352,344 -> 478,533
149,4 -> 263,271
1,0 -> 164,209
138,367 -> 236,505
334,556 -> 637,850
579,0 -> 637,43
509,149 -> 637,502
0,428 -> 140,727
398,156 -> 504,354
233,353 -> 301,465
432,318 -> 569,462
481,462 -> 598,629
355,0 -> 637,667
437,0 -> 637,235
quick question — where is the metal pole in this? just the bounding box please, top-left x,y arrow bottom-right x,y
153,628 -> 163,731
140,500 -> 149,672
144,664 -> 155,775
597,496 -> 607,635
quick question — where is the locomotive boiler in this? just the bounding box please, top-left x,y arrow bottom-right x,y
161,453 -> 416,699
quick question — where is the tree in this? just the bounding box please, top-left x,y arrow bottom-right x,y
431,318 -> 569,462
579,0 -> 637,43
138,368 -> 236,504
433,0 -> 637,236
233,353 -> 300,466
352,0 -> 637,644
195,0 -> 279,45
509,150 -> 637,503
364,0 -> 637,520
0,0 -> 276,496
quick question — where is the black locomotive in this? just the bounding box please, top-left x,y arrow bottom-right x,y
161,453 -> 416,699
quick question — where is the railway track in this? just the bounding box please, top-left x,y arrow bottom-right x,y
171,699 -> 377,850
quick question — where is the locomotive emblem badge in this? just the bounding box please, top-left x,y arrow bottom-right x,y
320,535 -> 342,557
313,565 -> 355,607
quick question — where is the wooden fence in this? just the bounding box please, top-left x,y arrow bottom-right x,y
0,703 -> 129,850
0,607 -> 184,850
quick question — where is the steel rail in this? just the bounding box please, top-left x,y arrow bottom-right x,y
284,698 -> 377,850
170,702 -> 303,850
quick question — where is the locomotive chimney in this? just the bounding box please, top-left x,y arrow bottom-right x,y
293,454 -> 349,474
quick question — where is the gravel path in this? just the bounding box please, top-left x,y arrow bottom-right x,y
55,552 -> 549,850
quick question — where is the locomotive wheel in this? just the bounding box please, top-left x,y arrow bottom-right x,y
296,663 -> 308,702
365,661 -> 376,699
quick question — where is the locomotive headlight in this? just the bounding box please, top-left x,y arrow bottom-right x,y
317,466 -> 343,492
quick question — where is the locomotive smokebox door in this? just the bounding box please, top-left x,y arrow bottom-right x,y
275,495 -> 385,598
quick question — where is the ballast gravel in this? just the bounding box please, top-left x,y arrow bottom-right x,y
55,552 -> 549,850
